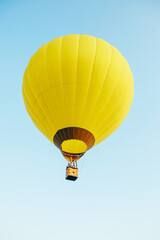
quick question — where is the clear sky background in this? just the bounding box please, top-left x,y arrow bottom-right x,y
0,0 -> 160,239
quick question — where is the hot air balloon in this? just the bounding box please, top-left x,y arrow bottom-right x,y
22,34 -> 134,181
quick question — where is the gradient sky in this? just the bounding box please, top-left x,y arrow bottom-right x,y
0,0 -> 160,239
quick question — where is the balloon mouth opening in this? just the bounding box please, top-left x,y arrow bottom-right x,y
53,127 -> 95,161
61,139 -> 87,154
61,139 -> 87,162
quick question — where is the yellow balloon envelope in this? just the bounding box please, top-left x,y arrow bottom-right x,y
22,34 -> 134,179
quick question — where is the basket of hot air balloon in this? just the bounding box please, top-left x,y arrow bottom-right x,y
22,34 -> 134,181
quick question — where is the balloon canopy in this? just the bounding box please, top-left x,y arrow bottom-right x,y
22,34 -> 134,163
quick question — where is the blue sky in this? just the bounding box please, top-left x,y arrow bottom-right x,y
0,0 -> 160,239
